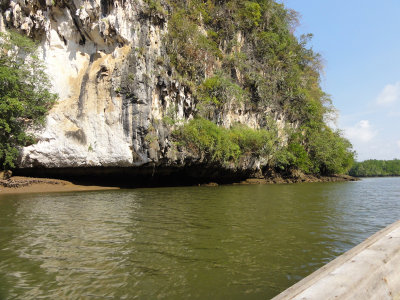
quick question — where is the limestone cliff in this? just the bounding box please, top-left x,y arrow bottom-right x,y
0,0 -> 273,178
2,0 -> 182,168
1,0 -> 351,184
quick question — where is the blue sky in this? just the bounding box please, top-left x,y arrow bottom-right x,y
283,0 -> 400,161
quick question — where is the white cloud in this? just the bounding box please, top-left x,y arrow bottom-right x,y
376,82 -> 400,105
344,120 -> 377,143
397,140 -> 400,149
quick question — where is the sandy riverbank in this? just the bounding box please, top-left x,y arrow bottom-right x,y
0,176 -> 119,195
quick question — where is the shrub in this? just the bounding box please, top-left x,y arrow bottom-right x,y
198,73 -> 248,106
229,124 -> 277,157
173,118 -> 241,162
237,1 -> 262,29
173,118 -> 278,164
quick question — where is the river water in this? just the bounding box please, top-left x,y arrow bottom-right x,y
0,177 -> 399,299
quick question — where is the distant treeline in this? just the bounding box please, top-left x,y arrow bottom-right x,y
349,159 -> 400,177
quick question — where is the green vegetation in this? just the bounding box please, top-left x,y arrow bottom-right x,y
166,0 -> 354,175
349,160 -> 400,177
0,31 -> 57,170
174,117 -> 353,175
173,118 -> 277,164
144,0 -> 167,17
198,73 -> 248,106
173,118 -> 241,163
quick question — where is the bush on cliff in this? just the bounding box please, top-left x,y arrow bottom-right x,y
173,118 -> 241,163
0,31 -> 57,170
172,118 -> 278,164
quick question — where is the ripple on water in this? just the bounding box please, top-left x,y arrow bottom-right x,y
0,178 -> 400,299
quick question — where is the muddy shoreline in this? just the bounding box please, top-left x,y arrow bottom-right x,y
0,174 -> 359,195
241,174 -> 359,185
0,176 -> 119,195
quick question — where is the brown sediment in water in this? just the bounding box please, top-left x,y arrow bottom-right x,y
0,176 -> 119,195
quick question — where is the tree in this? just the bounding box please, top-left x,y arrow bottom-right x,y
0,31 -> 57,170
306,126 -> 355,175
349,159 -> 400,177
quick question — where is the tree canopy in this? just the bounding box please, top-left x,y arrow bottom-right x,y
0,31 -> 57,170
349,160 -> 400,177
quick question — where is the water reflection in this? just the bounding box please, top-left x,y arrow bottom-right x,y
0,178 -> 400,299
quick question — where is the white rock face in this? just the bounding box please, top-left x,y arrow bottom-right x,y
2,0 -> 174,168
1,0 -> 285,170
23,45 -> 135,168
